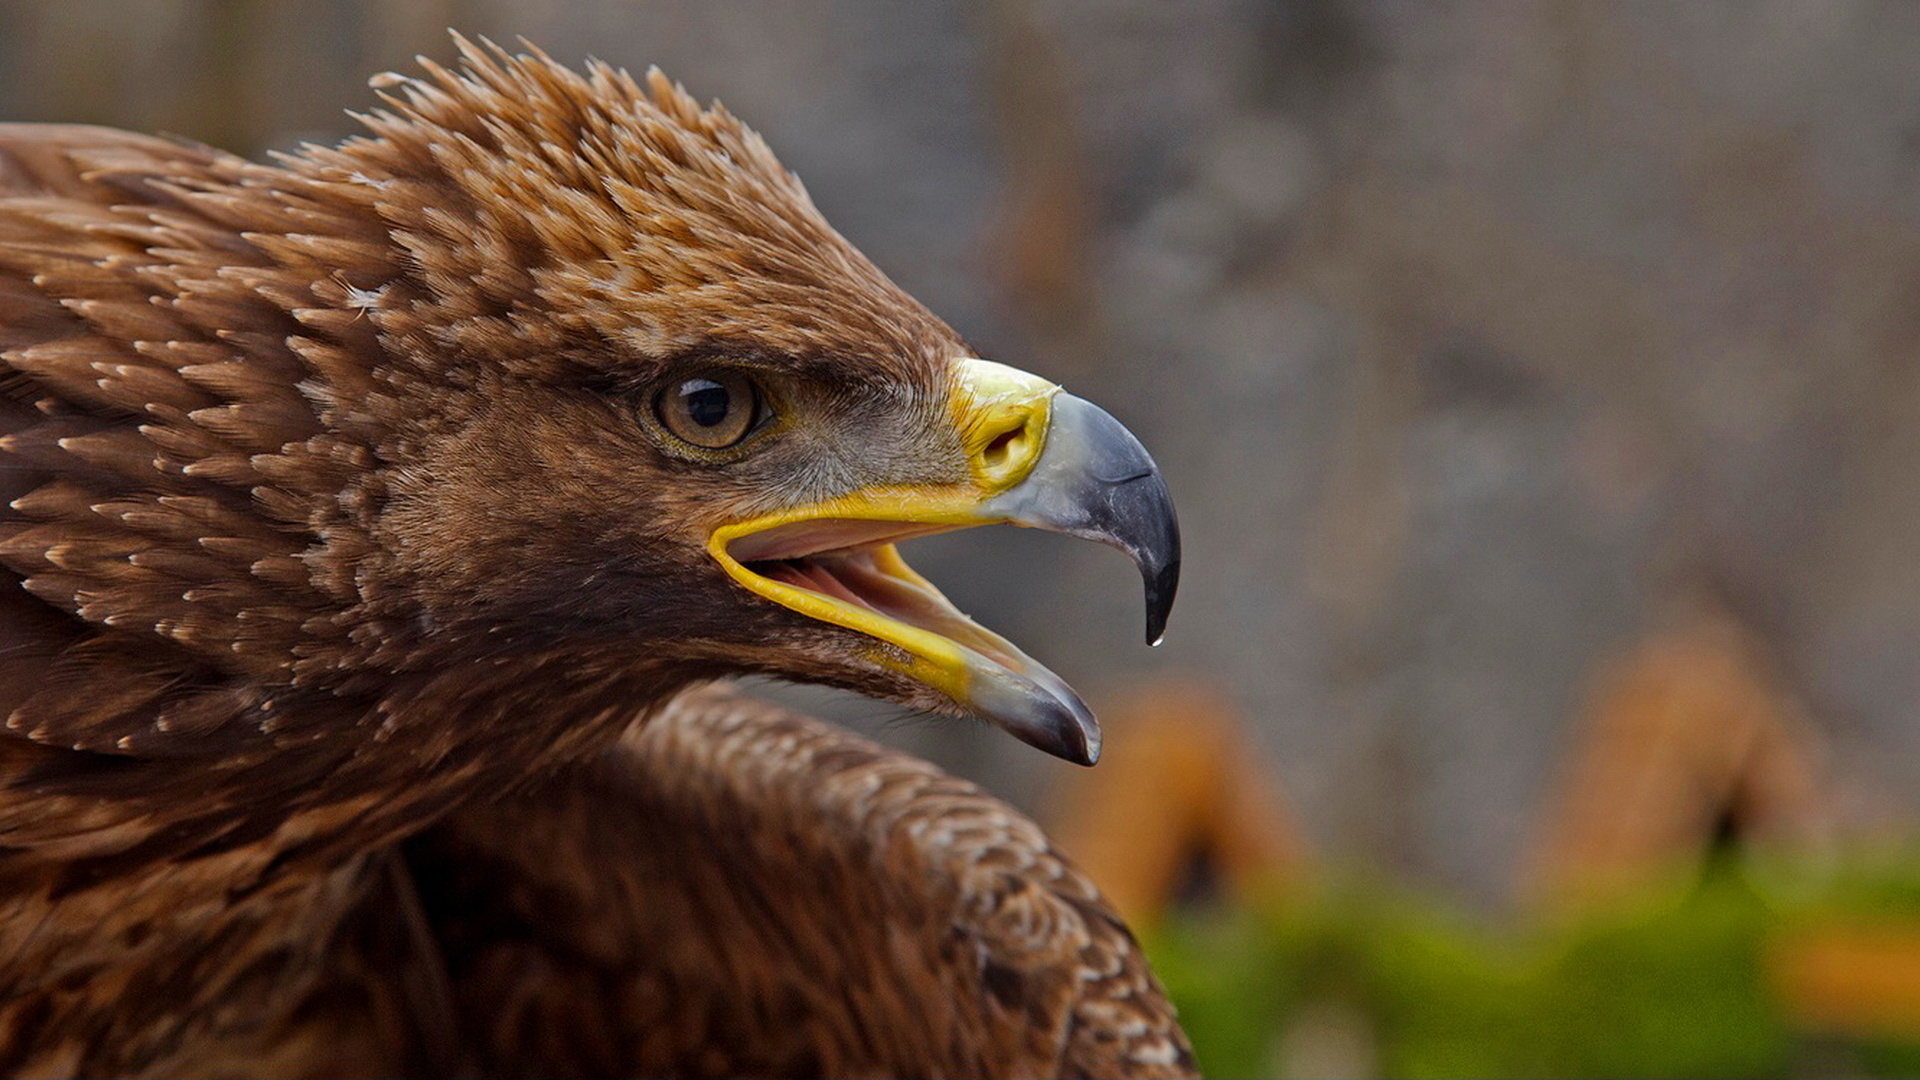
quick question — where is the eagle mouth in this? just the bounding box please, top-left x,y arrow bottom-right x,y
711,511 -> 1104,764
721,516 -> 1043,685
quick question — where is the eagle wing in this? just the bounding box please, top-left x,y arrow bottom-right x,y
405,685 -> 1197,1079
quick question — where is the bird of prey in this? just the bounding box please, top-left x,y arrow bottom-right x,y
0,38 -> 1190,1078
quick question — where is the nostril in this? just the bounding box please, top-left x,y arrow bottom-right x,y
982,423 -> 1025,470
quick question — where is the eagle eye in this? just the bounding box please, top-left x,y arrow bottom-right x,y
653,370 -> 765,450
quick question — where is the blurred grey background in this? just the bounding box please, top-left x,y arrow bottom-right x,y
3,0 -> 1916,908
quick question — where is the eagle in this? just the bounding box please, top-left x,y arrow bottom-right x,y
0,37 -> 1191,1079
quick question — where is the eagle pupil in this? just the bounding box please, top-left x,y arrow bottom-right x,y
683,380 -> 730,427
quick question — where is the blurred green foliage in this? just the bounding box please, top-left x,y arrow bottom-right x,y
1144,853 -> 1920,1078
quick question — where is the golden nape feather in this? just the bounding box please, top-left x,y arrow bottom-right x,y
0,37 -> 1191,1078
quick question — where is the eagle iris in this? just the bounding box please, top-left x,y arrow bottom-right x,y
656,370 -> 762,449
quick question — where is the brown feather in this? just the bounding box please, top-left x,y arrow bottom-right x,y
406,685 -> 1195,1079
0,36 -> 1193,1078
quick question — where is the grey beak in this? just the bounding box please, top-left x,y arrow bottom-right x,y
983,392 -> 1182,646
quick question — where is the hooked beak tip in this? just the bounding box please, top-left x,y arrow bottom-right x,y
1144,555 -> 1180,646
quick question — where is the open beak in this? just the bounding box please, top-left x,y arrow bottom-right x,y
708,359 -> 1180,765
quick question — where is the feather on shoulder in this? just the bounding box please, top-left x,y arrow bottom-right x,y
406,684 -> 1198,1079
